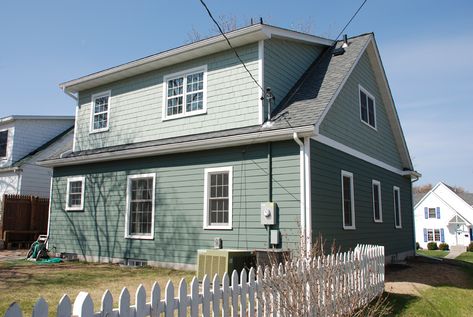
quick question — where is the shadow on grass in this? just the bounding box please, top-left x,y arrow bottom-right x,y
384,292 -> 418,316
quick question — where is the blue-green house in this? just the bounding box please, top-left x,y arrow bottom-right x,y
41,24 -> 419,270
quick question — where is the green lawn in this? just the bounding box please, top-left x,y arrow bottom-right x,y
0,260 -> 194,317
455,252 -> 473,263
416,249 -> 449,258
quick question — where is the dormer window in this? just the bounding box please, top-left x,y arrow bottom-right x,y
163,66 -> 207,120
359,85 -> 376,129
90,91 -> 111,133
0,130 -> 8,158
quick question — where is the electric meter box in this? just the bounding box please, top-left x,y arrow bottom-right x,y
261,202 -> 277,225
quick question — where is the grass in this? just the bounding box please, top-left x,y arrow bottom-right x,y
416,249 -> 449,258
455,252 -> 473,263
0,260 -> 194,317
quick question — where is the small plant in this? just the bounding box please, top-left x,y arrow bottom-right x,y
416,242 -> 421,250
439,243 -> 449,251
427,242 -> 438,250
467,242 -> 473,252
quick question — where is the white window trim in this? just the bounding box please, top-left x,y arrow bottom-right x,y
0,129 -> 9,160
427,228 -> 441,242
358,85 -> 377,130
65,176 -> 85,211
124,173 -> 156,240
162,65 -> 208,121
428,207 -> 437,219
341,170 -> 356,230
393,186 -> 402,229
203,166 -> 233,230
372,180 -> 383,223
89,90 -> 111,133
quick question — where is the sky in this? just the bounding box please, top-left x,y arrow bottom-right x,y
0,0 -> 472,190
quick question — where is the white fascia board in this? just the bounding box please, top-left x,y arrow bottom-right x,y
39,125 -> 315,167
0,115 -> 75,124
60,24 -> 334,94
413,182 -> 442,209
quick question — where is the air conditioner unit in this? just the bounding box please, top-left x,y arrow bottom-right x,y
196,249 -> 255,281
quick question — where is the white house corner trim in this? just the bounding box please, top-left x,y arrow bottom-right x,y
46,176 -> 53,248
258,40 -> 264,125
304,137 -> 312,253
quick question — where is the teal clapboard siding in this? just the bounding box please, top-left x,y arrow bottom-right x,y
75,44 -> 260,151
264,38 -> 323,118
311,140 -> 413,256
319,51 -> 404,169
49,141 -> 301,265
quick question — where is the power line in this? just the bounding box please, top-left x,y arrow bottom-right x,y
198,0 -> 264,93
334,0 -> 368,42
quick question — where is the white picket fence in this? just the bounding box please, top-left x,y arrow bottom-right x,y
4,244 -> 384,317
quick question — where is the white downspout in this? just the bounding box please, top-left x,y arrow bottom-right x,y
304,137 -> 312,255
293,132 -> 306,255
62,88 -> 78,152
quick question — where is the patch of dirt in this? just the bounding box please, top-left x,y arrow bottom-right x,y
385,258 -> 472,296
0,249 -> 27,261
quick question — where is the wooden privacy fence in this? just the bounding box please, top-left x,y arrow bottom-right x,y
4,245 -> 384,317
1,194 -> 49,248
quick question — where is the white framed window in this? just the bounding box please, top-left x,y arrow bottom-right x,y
427,229 -> 441,242
66,176 -> 85,211
359,85 -> 376,129
428,208 -> 436,218
90,91 -> 111,133
203,166 -> 233,230
341,170 -> 355,230
372,180 -> 383,222
393,186 -> 402,228
125,173 -> 156,239
162,65 -> 207,120
0,129 -> 8,158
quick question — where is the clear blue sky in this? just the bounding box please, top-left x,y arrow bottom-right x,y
1,1 -> 472,190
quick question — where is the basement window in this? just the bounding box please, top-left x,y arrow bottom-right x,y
341,170 -> 355,230
66,177 -> 85,211
90,91 -> 111,133
203,166 -> 233,230
359,85 -> 376,129
163,66 -> 207,120
0,130 -> 8,158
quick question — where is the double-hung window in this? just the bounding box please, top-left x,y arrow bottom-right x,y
125,174 -> 155,239
427,229 -> 441,242
372,180 -> 383,222
428,208 -> 436,218
203,166 -> 233,229
66,177 -> 85,211
359,86 -> 376,129
393,186 -> 402,228
341,170 -> 355,229
163,66 -> 207,120
0,130 -> 8,158
90,91 -> 111,133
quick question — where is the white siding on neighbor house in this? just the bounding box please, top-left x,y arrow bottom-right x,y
11,119 -> 73,164
415,183 -> 473,248
0,172 -> 20,217
0,123 -> 15,168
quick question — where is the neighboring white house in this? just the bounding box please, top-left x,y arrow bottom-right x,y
414,182 -> 473,249
0,115 -> 74,203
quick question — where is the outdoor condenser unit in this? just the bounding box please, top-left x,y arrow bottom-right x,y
196,249 -> 255,281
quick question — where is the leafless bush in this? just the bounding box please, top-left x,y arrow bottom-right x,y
257,235 -> 391,316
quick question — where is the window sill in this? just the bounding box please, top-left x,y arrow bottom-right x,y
203,225 -> 232,230
162,109 -> 207,122
374,219 -> 383,223
125,235 -> 154,240
343,226 -> 356,230
360,119 -> 377,131
89,127 -> 110,134
395,226 -> 402,229
65,206 -> 84,212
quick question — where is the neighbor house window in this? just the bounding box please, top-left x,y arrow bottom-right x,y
359,85 -> 376,129
90,91 -> 111,132
393,186 -> 402,228
0,130 -> 8,158
427,229 -> 441,242
125,174 -> 155,239
372,180 -> 383,222
163,66 -> 207,120
66,177 -> 85,211
341,170 -> 355,229
203,166 -> 233,229
428,208 -> 436,218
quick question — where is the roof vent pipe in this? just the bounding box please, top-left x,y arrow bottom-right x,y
342,34 -> 349,48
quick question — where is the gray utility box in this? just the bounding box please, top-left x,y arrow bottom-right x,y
261,202 -> 277,225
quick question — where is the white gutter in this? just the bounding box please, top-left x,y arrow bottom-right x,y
39,125 -> 315,167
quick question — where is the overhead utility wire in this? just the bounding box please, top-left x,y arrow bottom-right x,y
198,0 -> 265,93
334,0 -> 368,41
